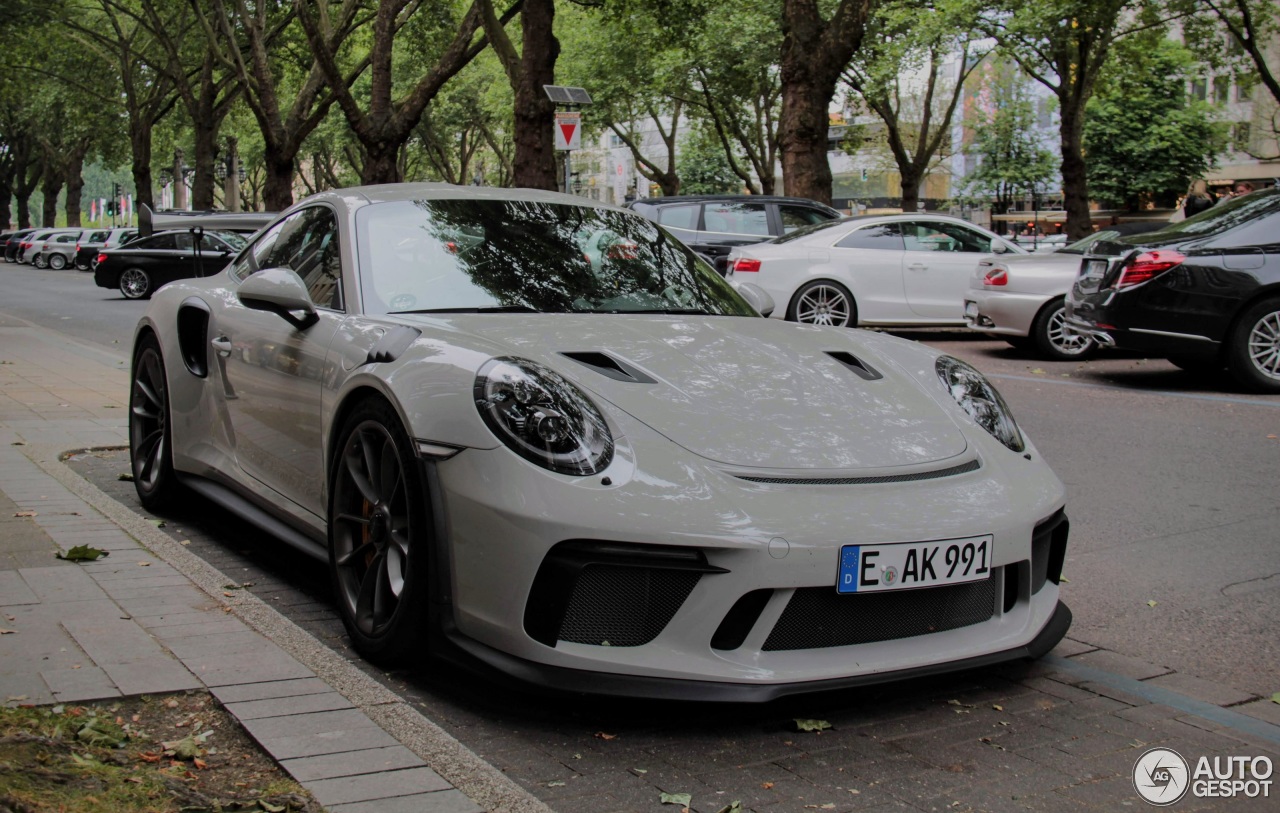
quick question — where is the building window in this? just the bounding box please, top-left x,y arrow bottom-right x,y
609,133 -> 624,149
1213,77 -> 1230,104
1190,78 -> 1207,101
1233,122 -> 1251,152
1237,78 -> 1255,102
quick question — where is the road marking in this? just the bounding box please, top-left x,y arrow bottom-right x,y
989,373 -> 1280,409
1045,655 -> 1280,747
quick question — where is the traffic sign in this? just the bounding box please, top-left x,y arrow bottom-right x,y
555,112 -> 581,151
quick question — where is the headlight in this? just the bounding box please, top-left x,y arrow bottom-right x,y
935,356 -> 1024,452
474,357 -> 614,475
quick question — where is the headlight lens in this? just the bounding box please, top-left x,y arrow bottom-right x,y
474,357 -> 614,475
935,356 -> 1025,452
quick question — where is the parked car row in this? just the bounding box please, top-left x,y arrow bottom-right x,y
2,227 -> 138,269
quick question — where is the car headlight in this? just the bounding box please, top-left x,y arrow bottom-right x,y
935,356 -> 1025,452
474,357 -> 614,475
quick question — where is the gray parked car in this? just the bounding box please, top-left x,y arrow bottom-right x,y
20,229 -> 77,266
40,229 -> 99,270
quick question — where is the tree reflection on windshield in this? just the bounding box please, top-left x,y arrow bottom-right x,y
356,198 -> 755,317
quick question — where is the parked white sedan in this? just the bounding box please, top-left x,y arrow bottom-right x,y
963,222 -> 1166,361
727,214 -> 1024,328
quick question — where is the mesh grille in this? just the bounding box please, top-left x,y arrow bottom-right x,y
557,565 -> 701,647
763,575 -> 998,651
735,459 -> 980,486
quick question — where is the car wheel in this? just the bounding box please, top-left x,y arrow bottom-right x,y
788,280 -> 857,327
1227,298 -> 1280,393
329,398 -> 432,665
129,335 -> 181,511
1031,298 -> 1095,361
48,253 -> 66,270
120,268 -> 152,299
33,254 -> 47,269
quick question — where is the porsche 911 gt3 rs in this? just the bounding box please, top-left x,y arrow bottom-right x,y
129,183 -> 1071,701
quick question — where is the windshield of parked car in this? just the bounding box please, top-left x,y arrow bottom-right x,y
209,231 -> 248,250
769,217 -> 849,245
356,199 -> 757,316
1156,189 -> 1280,238
1055,230 -> 1119,255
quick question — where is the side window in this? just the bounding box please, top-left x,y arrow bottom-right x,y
144,234 -> 177,250
56,234 -> 77,243
779,205 -> 833,233
241,207 -> 343,310
835,223 -> 904,251
172,232 -> 195,251
702,202 -> 769,236
657,205 -> 700,230
904,222 -> 991,253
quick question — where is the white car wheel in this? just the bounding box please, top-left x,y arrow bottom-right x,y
1033,299 -> 1095,361
48,254 -> 67,270
788,280 -> 856,327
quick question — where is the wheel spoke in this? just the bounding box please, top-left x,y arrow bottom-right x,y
360,429 -> 381,495
344,440 -> 379,505
334,512 -> 371,528
354,550 -> 387,635
379,436 -> 402,503
337,539 -> 375,567
385,542 -> 406,598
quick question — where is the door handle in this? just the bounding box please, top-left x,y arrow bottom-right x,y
211,337 -> 233,357
908,263 -> 928,270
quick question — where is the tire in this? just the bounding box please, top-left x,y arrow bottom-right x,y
129,335 -> 181,511
787,280 -> 857,327
1031,298 -> 1095,361
48,253 -> 66,270
328,398 -> 432,665
1226,297 -> 1280,393
119,267 -> 152,299
33,254 -> 47,269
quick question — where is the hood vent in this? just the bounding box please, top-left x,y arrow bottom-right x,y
826,350 -> 882,381
561,351 -> 656,383
734,458 -> 980,485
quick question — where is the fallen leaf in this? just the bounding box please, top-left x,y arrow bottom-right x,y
992,704 -> 1004,711
660,792 -> 692,806
138,751 -> 162,763
947,699 -> 974,708
546,780 -> 566,787
117,473 -> 135,481
1147,600 -> 1158,608
714,803 -> 743,813
594,731 -> 617,740
1059,577 -> 1070,583
125,777 -> 142,784
1270,692 -> 1280,705
794,718 -> 832,732
148,519 -> 166,528
0,628 -> 14,635
161,735 -> 204,760
259,800 -> 285,813
193,758 -> 208,770
56,545 -> 109,562
762,782 -> 775,790
1029,368 -> 1046,375
180,540 -> 191,545
14,510 -> 37,518
138,561 -> 151,567
6,695 -> 29,702
1267,435 -> 1277,439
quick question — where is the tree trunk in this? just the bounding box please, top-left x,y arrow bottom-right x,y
899,167 -> 922,213
191,118 -> 220,209
1059,105 -> 1091,240
0,162 -> 13,231
511,0 -> 558,190
361,145 -> 402,185
13,142 -> 40,229
41,168 -> 64,228
65,150 -> 88,227
779,80 -> 837,205
131,128 -> 155,211
262,150 -> 295,212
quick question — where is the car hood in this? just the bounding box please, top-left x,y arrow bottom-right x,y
422,314 -> 969,470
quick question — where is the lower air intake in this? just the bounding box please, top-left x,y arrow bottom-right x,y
762,575 -> 999,651
557,565 -> 701,647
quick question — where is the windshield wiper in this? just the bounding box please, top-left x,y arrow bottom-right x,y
392,305 -> 540,314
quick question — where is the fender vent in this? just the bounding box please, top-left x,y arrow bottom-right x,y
826,350 -> 882,381
560,351 -> 655,383
176,298 -> 211,378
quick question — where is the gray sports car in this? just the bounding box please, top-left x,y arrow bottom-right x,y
130,184 -> 1071,700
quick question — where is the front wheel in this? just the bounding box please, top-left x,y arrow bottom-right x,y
120,268 -> 152,299
48,254 -> 67,270
1227,298 -> 1280,393
1032,299 -> 1095,361
329,399 -> 432,665
787,280 -> 857,327
129,335 -> 181,511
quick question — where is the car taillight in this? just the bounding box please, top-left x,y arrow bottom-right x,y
96,253 -> 109,265
982,267 -> 1008,286
1116,250 -> 1185,289
731,258 -> 761,273
75,243 -> 81,251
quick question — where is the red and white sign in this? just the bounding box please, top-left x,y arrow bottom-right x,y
554,112 -> 581,151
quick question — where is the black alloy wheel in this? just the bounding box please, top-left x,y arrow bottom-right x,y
120,268 -> 152,299
129,335 -> 180,510
1227,298 -> 1280,393
329,399 -> 431,664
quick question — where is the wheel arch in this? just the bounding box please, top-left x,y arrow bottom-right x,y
1223,283 -> 1280,345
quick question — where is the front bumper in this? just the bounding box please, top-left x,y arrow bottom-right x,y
431,413 -> 1069,690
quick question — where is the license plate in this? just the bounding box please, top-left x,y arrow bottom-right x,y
838,535 -> 993,594
964,301 -> 978,319
1082,259 -> 1108,278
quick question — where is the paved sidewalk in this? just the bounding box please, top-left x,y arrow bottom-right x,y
0,319 -> 545,813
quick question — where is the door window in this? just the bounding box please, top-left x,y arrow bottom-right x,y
835,223 -> 904,250
702,202 -> 769,236
902,221 -> 992,253
656,205 -> 700,230
241,207 -> 343,310
139,234 -> 177,250
779,205 -> 834,233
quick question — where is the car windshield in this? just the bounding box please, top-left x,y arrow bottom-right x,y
1055,230 -> 1120,255
356,199 -> 757,317
211,231 -> 248,250
1156,189 -> 1280,238
770,217 -> 849,245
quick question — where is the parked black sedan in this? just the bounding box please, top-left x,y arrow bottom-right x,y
1066,187 -> 1280,392
3,228 -> 38,262
93,229 -> 247,299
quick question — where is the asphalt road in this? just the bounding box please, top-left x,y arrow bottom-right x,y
5,261 -> 1280,811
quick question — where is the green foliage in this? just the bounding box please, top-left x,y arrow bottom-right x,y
960,61 -> 1057,211
678,124 -> 739,194
1083,38 -> 1227,209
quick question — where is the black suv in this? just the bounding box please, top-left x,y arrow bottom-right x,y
626,195 -> 842,273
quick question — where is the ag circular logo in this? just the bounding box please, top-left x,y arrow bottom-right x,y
882,566 -> 898,585
1134,747 -> 1190,806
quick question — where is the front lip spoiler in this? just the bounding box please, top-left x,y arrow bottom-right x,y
434,601 -> 1073,703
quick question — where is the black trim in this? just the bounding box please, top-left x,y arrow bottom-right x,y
438,601 -> 1072,703
825,350 -> 883,381
177,474 -> 327,561
1031,509 -> 1069,594
735,459 -> 980,486
367,326 -> 421,364
176,298 -> 211,378
560,351 -> 656,384
711,589 -> 774,651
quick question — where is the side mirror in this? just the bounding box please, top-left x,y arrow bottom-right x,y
732,281 -> 776,318
237,267 -> 318,329
991,241 -> 1009,255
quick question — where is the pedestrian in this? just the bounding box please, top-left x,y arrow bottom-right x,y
1234,181 -> 1255,197
1182,180 -> 1215,218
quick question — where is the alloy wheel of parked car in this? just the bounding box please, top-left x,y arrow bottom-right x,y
1228,298 -> 1280,393
329,399 -> 431,664
48,254 -> 66,270
129,335 -> 180,510
1033,299 -> 1095,361
120,268 -> 152,299
788,280 -> 856,327
33,254 -> 47,269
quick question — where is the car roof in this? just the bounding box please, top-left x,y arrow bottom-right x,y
632,195 -> 838,207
